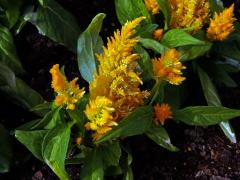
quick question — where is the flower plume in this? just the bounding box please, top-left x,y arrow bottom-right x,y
85,17 -> 150,140
207,4 -> 236,41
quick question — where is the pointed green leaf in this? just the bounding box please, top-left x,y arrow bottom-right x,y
80,149 -> 104,180
0,25 -> 25,75
161,29 -> 205,48
99,142 -> 121,167
77,13 -> 105,82
197,65 -> 237,143
0,63 -> 44,109
115,0 -> 151,25
156,0 -> 171,29
42,123 -> 71,180
173,106 -> 240,126
134,45 -> 153,80
30,102 -> 52,117
15,130 -> 48,161
26,0 -> 81,52
146,125 -> 179,152
197,65 -> 221,106
179,43 -> 212,61
140,38 -> 167,54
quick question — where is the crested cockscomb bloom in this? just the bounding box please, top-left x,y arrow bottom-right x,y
85,96 -> 117,141
154,103 -> 172,125
85,17 -> 150,140
144,0 -> 160,14
50,64 -> 85,110
207,4 -> 236,41
152,49 -> 186,85
169,0 -> 210,32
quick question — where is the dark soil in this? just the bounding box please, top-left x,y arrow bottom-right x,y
1,0 -> 240,180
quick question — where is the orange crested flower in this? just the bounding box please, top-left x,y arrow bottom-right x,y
50,64 -> 85,110
152,49 -> 186,85
153,28 -> 164,41
169,0 -> 210,32
207,4 -> 236,41
144,0 -> 160,14
154,103 -> 172,125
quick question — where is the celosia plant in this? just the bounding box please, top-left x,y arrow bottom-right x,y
13,1 -> 240,179
115,0 -> 240,144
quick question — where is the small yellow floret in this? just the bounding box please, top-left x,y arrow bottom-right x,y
144,0 -> 160,14
170,0 -> 210,32
85,96 -> 117,141
207,4 -> 236,41
153,28 -> 164,41
50,64 -> 85,110
154,103 -> 172,125
152,49 -> 186,85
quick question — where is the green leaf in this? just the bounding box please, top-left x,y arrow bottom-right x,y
209,0 -> 224,13
115,0 -> 151,25
137,23 -> 158,38
31,107 -> 64,130
77,13 -> 105,83
219,121 -> 237,143
0,25 -> 25,75
156,0 -> 171,29
0,63 -> 44,109
99,142 -> 121,167
26,0 -> 81,52
146,125 -> 179,152
197,65 -> 221,106
12,5 -> 34,35
30,102 -> 52,117
173,106 -> 240,126
134,45 -> 153,80
96,106 -> 153,144
11,119 -> 40,135
0,0 -> 22,28
120,146 -> 133,180
179,43 -> 212,61
150,80 -> 166,104
15,130 -> 48,161
214,42 -> 240,61
123,166 -> 134,180
161,29 -> 205,48
0,123 -> 12,173
201,61 -> 238,88
140,38 -> 167,54
42,123 -> 71,180
80,148 -> 104,180
197,64 -> 237,143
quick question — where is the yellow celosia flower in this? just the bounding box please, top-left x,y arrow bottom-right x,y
169,0 -> 210,32
207,4 -> 236,41
50,64 -> 85,110
154,103 -> 172,125
152,49 -> 186,85
153,28 -> 164,41
85,17 -> 150,140
85,96 -> 117,140
144,0 -> 160,14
